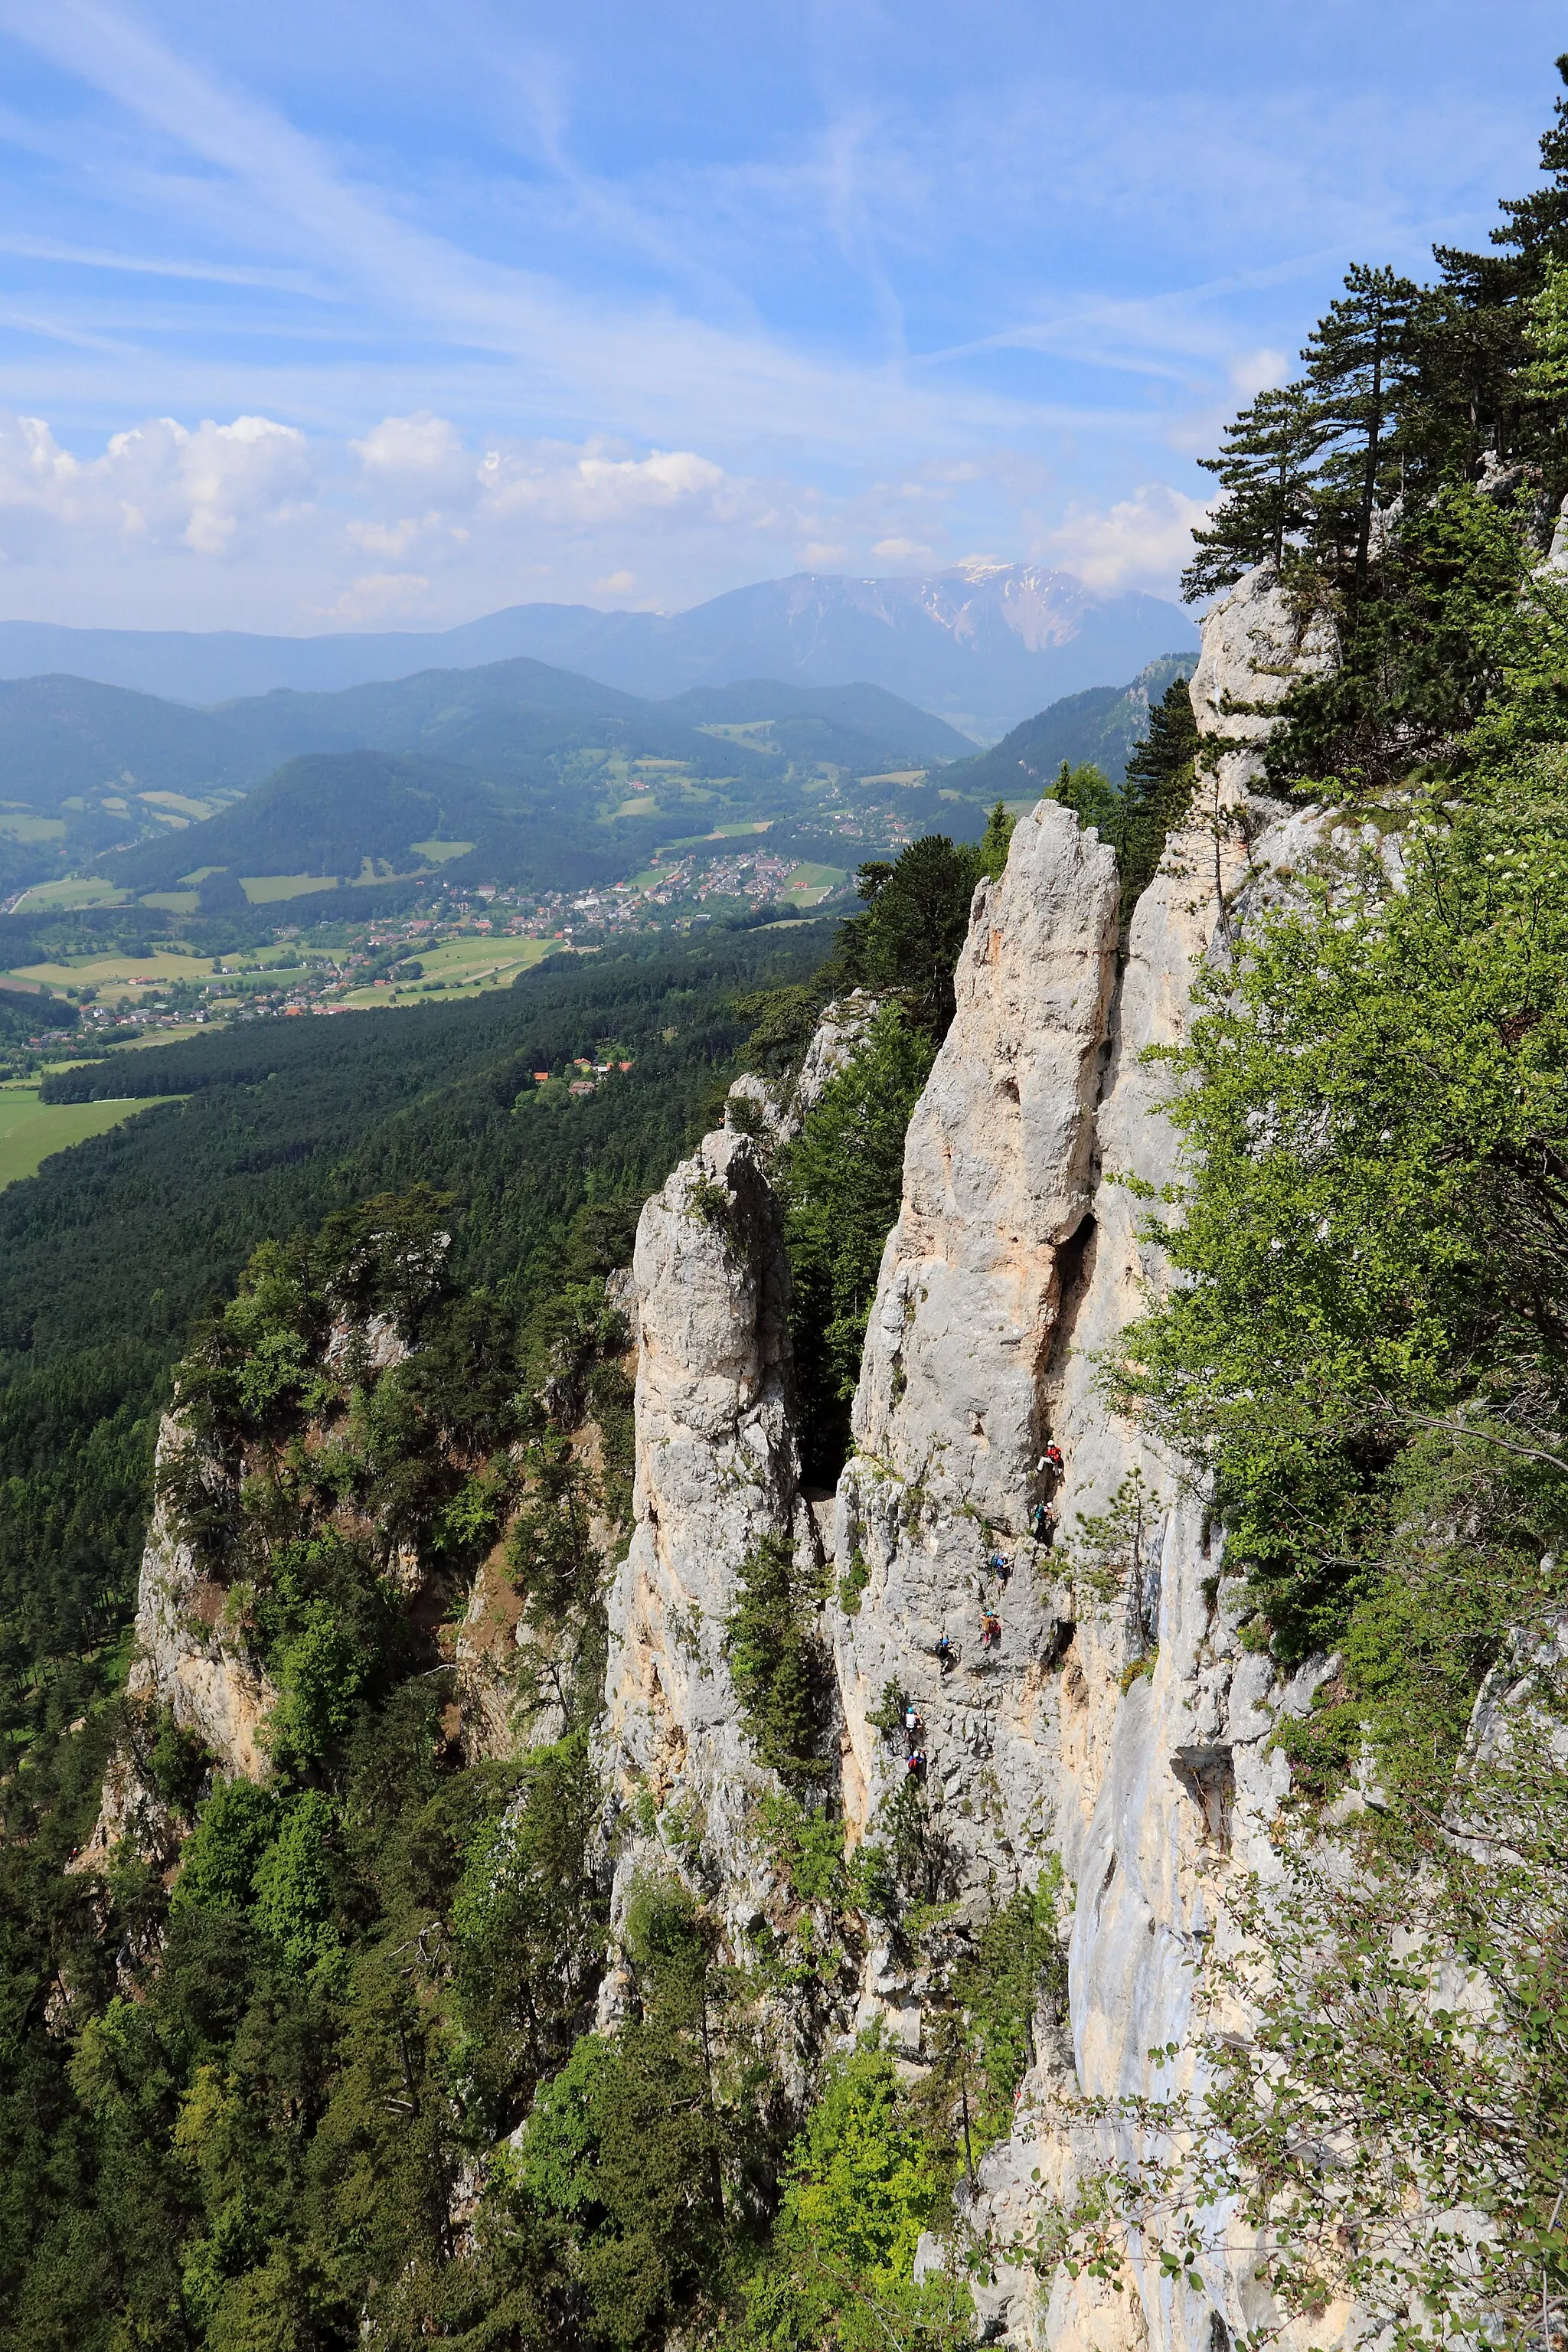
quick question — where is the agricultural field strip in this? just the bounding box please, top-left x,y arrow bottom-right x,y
0,1087 -> 182,1190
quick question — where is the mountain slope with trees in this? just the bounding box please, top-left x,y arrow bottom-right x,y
935,651 -> 1193,795
7,54 -> 1568,2352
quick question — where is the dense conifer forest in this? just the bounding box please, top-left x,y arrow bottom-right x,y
5,56 -> 1568,2352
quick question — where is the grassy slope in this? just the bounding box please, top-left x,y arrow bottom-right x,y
0,1090 -> 172,1190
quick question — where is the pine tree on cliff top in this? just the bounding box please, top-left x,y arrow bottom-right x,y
1181,380 -> 1325,600
1302,263 -> 1426,586
1436,51 -> 1568,308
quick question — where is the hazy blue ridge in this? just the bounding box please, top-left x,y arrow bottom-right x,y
936,652 -> 1196,795
0,567 -> 1197,734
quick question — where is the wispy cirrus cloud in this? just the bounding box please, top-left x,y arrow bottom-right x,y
0,0 -> 1557,626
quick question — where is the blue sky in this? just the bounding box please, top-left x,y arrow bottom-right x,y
0,0 -> 1562,632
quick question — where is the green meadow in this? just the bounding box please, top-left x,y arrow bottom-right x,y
0,1087 -> 173,1190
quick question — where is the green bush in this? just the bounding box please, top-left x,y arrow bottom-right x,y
264,1602 -> 366,1769
724,1535 -> 828,1788
251,1790 -> 340,1972
782,1006 -> 936,1483
171,1778 -> 278,1916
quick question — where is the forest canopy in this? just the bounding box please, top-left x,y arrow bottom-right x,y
9,51 -> 1568,2352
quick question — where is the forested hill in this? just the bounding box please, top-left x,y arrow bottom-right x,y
8,49 -> 1568,2352
0,923 -> 832,1712
936,650 -> 1194,795
0,656 -> 969,904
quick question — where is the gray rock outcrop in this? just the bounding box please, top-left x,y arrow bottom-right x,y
596,1122 -> 819,1967
726,987 -> 883,1148
831,799 -> 1119,1886
1187,563 -> 1335,799
72,1417 -> 277,1875
124,1480 -> 276,1785
595,560 -> 1359,2347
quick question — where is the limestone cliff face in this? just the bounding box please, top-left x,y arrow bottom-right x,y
903,576 -> 1346,2352
72,1417 -> 277,1876
122,1421 -> 276,1782
598,562 -> 1352,2346
831,800 -> 1118,1898
596,1123 -> 818,1959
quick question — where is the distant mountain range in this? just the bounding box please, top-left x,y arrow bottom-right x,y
0,662 -> 972,815
938,654 -> 1195,799
0,659 -> 978,906
0,563 -> 1196,738
0,627 -> 1197,922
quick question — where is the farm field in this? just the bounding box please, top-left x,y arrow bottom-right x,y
0,1086 -> 175,1190
340,934 -> 556,1007
240,873 -> 341,904
0,814 -> 65,841
409,838 -> 473,863
109,1024 -> 211,1052
3,948 -> 213,998
783,861 -> 846,906
10,877 -> 129,913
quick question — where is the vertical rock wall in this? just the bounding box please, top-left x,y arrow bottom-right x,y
830,799 -> 1118,1895
595,562 -> 1353,2347
596,1124 -> 818,1959
904,572 -> 1348,2352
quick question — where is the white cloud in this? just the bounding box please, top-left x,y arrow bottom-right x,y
870,533 -> 935,564
1044,484 -> 1211,596
0,402 -> 1213,626
0,409 -> 312,563
339,420 -> 771,557
479,440 -> 742,526
351,412 -> 470,482
321,571 -> 432,621
0,405 -> 831,623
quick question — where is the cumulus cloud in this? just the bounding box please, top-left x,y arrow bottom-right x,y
870,534 -> 936,564
0,410 -> 312,564
333,418 -> 776,580
482,441 -> 739,524
1044,483 -> 1211,595
0,407 -> 802,620
0,405 -> 1210,627
351,413 -> 472,483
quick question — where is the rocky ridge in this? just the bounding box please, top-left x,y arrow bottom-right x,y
99,559 -> 1350,2342
599,562 -> 1354,2347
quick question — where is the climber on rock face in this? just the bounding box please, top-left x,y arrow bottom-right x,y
906,1748 -> 926,1779
904,1701 -> 923,1739
936,1632 -> 955,1671
981,1609 -> 1001,1649
1031,1501 -> 1057,1547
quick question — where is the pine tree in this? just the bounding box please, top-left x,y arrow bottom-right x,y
1438,53 -> 1568,305
1181,381 -> 1325,600
1115,678 -> 1199,926
1429,54 -> 1568,492
1302,264 -> 1426,584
